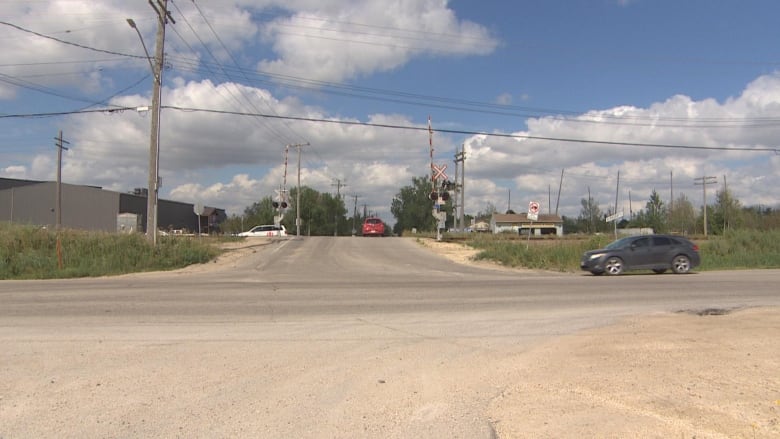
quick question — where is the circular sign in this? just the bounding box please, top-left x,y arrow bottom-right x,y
529,201 -> 540,214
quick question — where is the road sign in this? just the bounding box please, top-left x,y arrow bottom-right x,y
432,164 -> 448,181
528,201 -> 540,221
606,211 -> 624,222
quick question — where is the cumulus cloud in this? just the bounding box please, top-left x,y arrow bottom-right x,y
256,0 -> 499,82
2,1 -> 779,224
461,73 -> 780,216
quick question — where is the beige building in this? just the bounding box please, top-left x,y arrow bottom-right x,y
490,213 -> 563,236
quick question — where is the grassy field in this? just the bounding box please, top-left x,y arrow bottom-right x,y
3,223 -> 779,279
451,229 -> 780,272
0,223 -> 222,280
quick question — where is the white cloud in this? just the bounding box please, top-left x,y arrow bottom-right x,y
2,1 -> 779,225
256,1 -> 498,82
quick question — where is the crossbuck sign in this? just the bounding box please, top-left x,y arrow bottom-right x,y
432,164 -> 448,181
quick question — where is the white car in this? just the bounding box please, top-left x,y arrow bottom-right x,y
238,225 -> 287,237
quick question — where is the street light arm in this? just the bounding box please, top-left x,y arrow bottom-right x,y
126,18 -> 157,78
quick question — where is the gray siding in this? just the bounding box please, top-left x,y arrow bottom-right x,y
1,180 -> 225,234
0,183 -> 119,231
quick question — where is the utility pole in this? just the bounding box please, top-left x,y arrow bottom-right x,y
289,142 -> 309,237
614,170 -> 620,215
694,176 -> 717,237
128,0 -> 174,245
669,170 -> 674,231
331,179 -> 346,237
454,145 -> 466,230
54,130 -> 70,230
723,175 -> 728,232
331,179 -> 347,199
554,169 -> 564,216
350,194 -> 359,236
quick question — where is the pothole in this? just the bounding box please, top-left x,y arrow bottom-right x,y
676,307 -> 739,316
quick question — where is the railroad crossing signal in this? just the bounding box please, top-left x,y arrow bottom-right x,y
272,189 -> 288,209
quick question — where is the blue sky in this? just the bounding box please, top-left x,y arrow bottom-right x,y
1,0 -> 779,226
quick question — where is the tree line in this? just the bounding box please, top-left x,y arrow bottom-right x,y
223,176 -> 778,236
221,186 -> 386,236
564,188 -> 778,235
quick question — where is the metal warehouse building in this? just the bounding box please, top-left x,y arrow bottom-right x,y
0,178 -> 226,234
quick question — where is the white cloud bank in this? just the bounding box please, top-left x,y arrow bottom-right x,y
1,1 -> 778,223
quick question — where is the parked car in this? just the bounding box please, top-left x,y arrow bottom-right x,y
580,234 -> 700,275
361,217 -> 385,236
238,224 -> 287,237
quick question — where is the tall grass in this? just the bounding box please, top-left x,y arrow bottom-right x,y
698,229 -> 780,270
0,223 -> 221,280
460,231 -> 780,272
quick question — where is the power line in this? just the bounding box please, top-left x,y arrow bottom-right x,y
0,20 -> 146,59
4,20 -> 779,130
169,1 -> 303,146
2,104 -> 779,154
165,54 -> 780,129
160,105 -> 780,153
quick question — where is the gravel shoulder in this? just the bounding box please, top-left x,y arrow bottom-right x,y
1,237 -> 777,438
415,237 -> 780,438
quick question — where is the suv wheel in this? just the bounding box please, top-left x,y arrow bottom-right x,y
672,255 -> 691,274
605,257 -> 624,275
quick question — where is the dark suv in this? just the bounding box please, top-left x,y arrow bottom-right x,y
580,234 -> 700,275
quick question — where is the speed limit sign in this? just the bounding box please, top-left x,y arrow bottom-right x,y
528,201 -> 540,220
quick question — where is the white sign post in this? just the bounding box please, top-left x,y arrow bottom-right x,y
605,211 -> 624,239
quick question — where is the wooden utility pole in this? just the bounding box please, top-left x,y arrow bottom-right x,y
289,142 -> 309,237
54,130 -> 70,230
133,0 -> 174,245
694,176 -> 717,237
350,194 -> 359,236
554,169 -> 564,216
454,146 -> 466,230
331,179 -> 346,236
54,131 -> 69,270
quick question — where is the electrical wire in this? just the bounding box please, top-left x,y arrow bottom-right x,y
159,105 -> 780,153
169,1 -> 301,146
165,54 -> 780,129
4,19 -> 778,130
2,104 -> 777,155
0,20 -> 146,60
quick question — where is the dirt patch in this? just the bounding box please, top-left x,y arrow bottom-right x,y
413,237 -> 779,438
488,307 -> 780,438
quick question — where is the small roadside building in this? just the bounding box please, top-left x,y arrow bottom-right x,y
490,212 -> 564,236
0,178 -> 226,234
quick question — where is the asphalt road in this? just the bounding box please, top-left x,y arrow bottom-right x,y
1,236 -> 779,438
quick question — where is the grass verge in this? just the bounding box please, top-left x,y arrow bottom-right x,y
451,230 -> 780,272
1,223 -> 222,280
